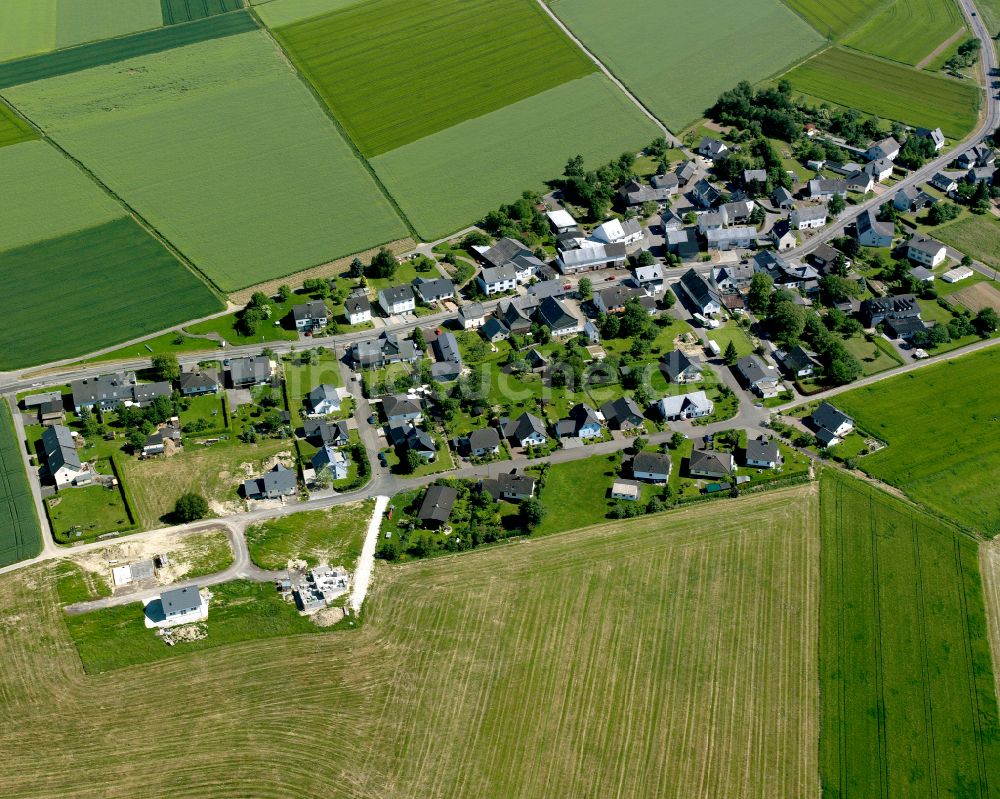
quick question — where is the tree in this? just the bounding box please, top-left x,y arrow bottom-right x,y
670,431 -> 686,449
927,202 -> 961,225
150,353 -> 180,383
367,248 -> 397,280
278,284 -> 293,302
411,326 -> 426,351
79,407 -> 100,438
747,272 -> 773,316
723,340 -> 739,365
578,277 -> 593,300
770,299 -> 806,347
973,308 -> 999,336
520,497 -> 546,531
661,290 -> 675,309
348,257 -> 364,278
600,312 -> 620,338
126,427 -> 147,452
632,437 -> 648,453
620,298 -> 651,338
828,193 -> 846,216
635,249 -> 655,267
174,492 -> 209,523
403,449 -> 422,474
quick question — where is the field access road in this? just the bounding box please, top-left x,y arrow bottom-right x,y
784,0 -> 1000,269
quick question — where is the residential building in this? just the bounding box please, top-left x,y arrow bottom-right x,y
349,332 -> 418,368
929,172 -> 958,193
866,136 -> 900,161
909,265 -> 935,284
706,225 -> 756,251
652,172 -> 681,193
476,237 -> 532,270
967,165 -> 996,184
632,451 -> 672,483
71,372 -> 171,413
790,206 -> 827,230
557,403 -> 603,440
546,209 -> 578,233
691,178 -> 722,208
675,160 -> 697,184
770,219 -> 797,251
771,186 -> 794,209
344,290 -> 371,326
657,390 -> 713,421
688,449 -> 735,479
677,268 -> 722,315
160,586 -> 205,626
893,187 -> 934,213
432,330 -> 462,379
142,423 -> 181,456
698,211 -> 724,235
382,394 -> 422,425
745,437 -> 782,468
864,158 -> 894,183
457,302 -> 486,330
906,234 -> 947,267
312,445 -> 348,481
481,318 -> 509,343
808,179 -> 848,199
666,228 -> 699,260
303,419 -> 349,447
378,284 -> 416,316
827,161 -> 863,176
884,315 -> 927,340
619,179 -> 674,206
810,243 -> 851,275
855,208 -> 894,248
306,384 -> 341,417
501,413 -> 548,447
412,277 -> 455,304
497,299 -> 532,334
735,355 -> 782,398
860,294 -> 920,327
417,485 -> 457,529
467,426 -> 501,457
711,262 -> 754,293
720,200 -> 755,225
22,391 -> 61,411
955,144 -> 995,169
610,479 -> 642,501
535,296 -> 579,337
698,136 -> 728,160
179,368 -> 219,396
227,356 -> 272,388
916,127 -> 945,151
591,218 -> 643,246
480,472 -> 536,501
775,345 -> 819,377
811,402 -> 854,446
291,300 -> 328,333
557,243 -> 627,273
660,349 -> 702,383
743,168 -> 767,186
633,263 -> 664,294
594,284 -> 643,314
37,399 -> 64,424
599,396 -> 644,430
42,424 -> 82,487
527,279 -> 567,302
846,171 -> 874,194
243,464 -> 297,500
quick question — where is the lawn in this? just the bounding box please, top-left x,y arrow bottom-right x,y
255,0 -> 360,27
0,402 -> 42,567
832,347 -> 1000,535
707,323 -> 754,358
170,529 -> 235,579
819,471 -> 1000,797
81,331 -> 223,365
0,485 -> 819,796
369,72 -> 660,239
781,0 -> 881,38
178,392 -> 228,435
533,452 -> 627,535
4,29 -> 408,292
273,0 -> 595,157
933,215 -> 1000,271
549,0 -> 825,130
45,483 -> 135,544
281,351 -> 343,427
843,0 -> 966,66
782,46 -> 980,138
840,332 -> 902,375
246,500 -> 371,570
0,99 -> 34,148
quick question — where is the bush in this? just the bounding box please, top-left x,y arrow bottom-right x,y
173,493 -> 209,523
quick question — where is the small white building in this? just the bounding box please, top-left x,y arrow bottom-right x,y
378,285 -> 416,316
942,265 -> 974,283
159,585 -> 208,627
591,218 -> 643,246
344,291 -> 371,326
610,479 -> 642,501
546,209 -> 578,233
790,206 -> 827,231
906,234 -> 947,268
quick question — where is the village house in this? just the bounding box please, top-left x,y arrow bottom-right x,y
656,390 -> 714,421
535,296 -> 580,338
855,208 -> 894,248
906,234 -> 947,268
496,299 -> 532,334
955,144 -> 995,170
790,206 -> 827,231
344,289 -> 371,326
698,136 -> 728,160
808,178 -> 848,199
846,171 -> 874,194
306,384 -> 341,417
555,403 -> 603,440
866,136 -> 900,162
388,422 -> 436,460
480,318 -> 509,343
594,284 -> 644,314
745,437 -> 782,468
811,402 -> 854,446
929,172 -> 958,193
227,356 -> 273,389
916,127 -> 945,151
243,464 -> 297,500
142,423 -> 181,456
864,158 -> 894,183
378,285 -> 416,316
71,372 -> 172,413
691,178 -> 722,208
677,268 -> 722,316
632,263 -> 664,294
304,419 -> 349,447
660,349 -> 703,383
599,396 -> 645,431
591,218 -> 643,246
619,178 -> 674,206
688,449 -> 735,479
382,394 -> 422,425
775,345 -> 820,378
412,277 -> 455,304
771,186 -> 794,209
810,243 -> 851,275
179,367 -> 219,396
480,471 -> 537,501
706,225 -> 756,252
466,426 -> 501,457
349,332 -> 418,369
735,355 -> 782,398
769,219 -> 797,251
457,302 -> 485,330
501,412 -> 548,447
632,451 -> 672,484
477,263 -> 518,295
160,585 -> 206,627
743,168 -> 767,186
557,242 -> 628,273
291,300 -> 328,333
860,294 -> 920,328
893,187 -> 935,213
42,424 -> 83,487
675,160 -> 698,184
311,444 -> 348,482
711,262 -> 754,294
417,485 -> 457,529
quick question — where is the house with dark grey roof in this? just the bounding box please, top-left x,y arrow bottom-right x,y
161,585 -> 204,624
675,160 -> 697,184
864,158 -> 894,183
855,208 -> 894,248
179,368 -> 219,396
893,186 -> 935,213
142,423 -> 181,456
349,332 -> 418,369
660,349 -> 702,383
378,284 -> 416,316
477,237 -> 532,270
906,234 -> 947,267
535,296 -> 579,337
691,178 -> 722,208
243,464 -> 297,500
770,219 -> 797,251
501,413 -> 548,447
600,396 -> 644,430
480,471 -> 536,501
884,315 -> 927,340
706,225 -> 756,252
735,355 -> 782,398
418,485 -> 457,528
478,263 -> 518,295
711,262 -> 754,293
689,449 -> 734,479
666,228 -> 699,260
916,127 -> 945,151
772,186 -> 794,209
37,399 -> 64,424
775,345 -> 819,377
303,419 -> 349,446
306,384 -> 341,417
955,143 -> 995,169
466,426 -> 500,457
619,178 -> 674,206
929,172 -> 958,193
344,290 -> 371,325
745,437 -> 781,468
652,172 -> 681,193
42,424 -> 82,487
632,451 -> 671,483
291,300 -> 328,333
811,402 -> 854,446
743,168 -> 767,186
227,356 -> 272,388
412,277 -> 454,304
382,394 -> 422,425
860,294 -> 920,328
457,302 -> 485,330
594,284 -> 644,315
677,268 -> 722,315
70,372 -> 137,413
698,136 -> 728,160
866,136 -> 900,162
481,317 -> 509,343
808,178 -> 848,199
846,170 -> 874,194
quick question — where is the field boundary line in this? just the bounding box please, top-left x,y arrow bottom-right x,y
915,27 -> 966,70
911,520 -> 941,797
869,493 -> 891,798
252,7 -> 421,242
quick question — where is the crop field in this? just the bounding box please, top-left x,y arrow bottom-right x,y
255,0 -> 359,27
0,485 -> 818,797
819,472 -> 1000,797
1,217 -> 222,371
783,47 -> 980,138
982,539 -> 1000,703
246,501 -> 371,570
781,0 -> 882,38
160,0 -> 245,25
371,73 -> 659,238
0,0 -> 163,64
0,101 -> 34,147
0,11 -> 256,87
952,281 -> 1000,313
844,0 -> 966,66
831,348 -> 1000,535
0,403 -> 42,568
549,0 -> 824,131
933,215 -> 1000,270
274,0 -> 595,157
3,30 -> 408,292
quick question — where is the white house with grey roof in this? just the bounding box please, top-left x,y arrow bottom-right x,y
906,234 -> 947,267
71,372 -> 171,413
632,451 -> 671,483
916,127 -> 945,151
457,302 -> 485,330
698,136 -> 728,160
808,179 -> 848,199
159,585 -> 207,627
42,424 -> 83,487
344,290 -> 371,326
227,356 -> 272,388
811,402 -> 854,446
243,464 -> 297,500
745,437 -> 782,468
378,284 -> 416,316
657,390 -> 713,421
306,384 -> 341,417
790,206 -> 827,230
291,300 -> 328,333
477,264 -> 518,295
591,218 -> 643,246
412,277 -> 454,304
866,137 -> 900,162
558,243 -> 628,273
677,268 -> 721,315
312,445 -> 348,482
706,225 -> 756,251
735,355 -> 782,398
856,208 -> 894,248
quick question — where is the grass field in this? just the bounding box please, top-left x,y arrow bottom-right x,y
370,73 -> 659,238
933,215 -> 1000,270
831,348 -> 1000,535
549,0 -> 824,130
819,471 -> 1000,797
841,333 -> 903,375
46,483 -> 134,543
255,0 -> 359,27
781,0 -> 883,38
274,0 -> 595,157
0,403 -> 42,568
982,538 -> 1000,707
246,500 -> 370,570
0,485 -> 819,796
80,330 -> 222,365
4,30 -> 408,292
0,100 -> 34,147
783,47 -> 980,138
0,0 -> 163,64
533,453 -> 624,536
844,0 -> 966,66
160,0 -> 244,25
1,217 -> 222,371
170,529 -> 234,578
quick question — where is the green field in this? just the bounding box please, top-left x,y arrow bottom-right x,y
4,30 -> 408,291
819,471 -> 1000,797
160,0 -> 244,25
45,483 -> 134,543
831,348 -> 1000,535
0,100 -> 35,147
549,0 -> 825,130
934,215 -> 1000,270
781,0 -> 882,38
783,46 -> 980,138
370,73 -> 659,238
1,217 -> 222,370
844,0 -> 966,66
246,501 -> 370,570
0,485 -> 819,796
0,0 -> 163,64
274,0 -> 595,157
255,0 -> 359,27
533,453 -> 624,536
0,403 -> 42,568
